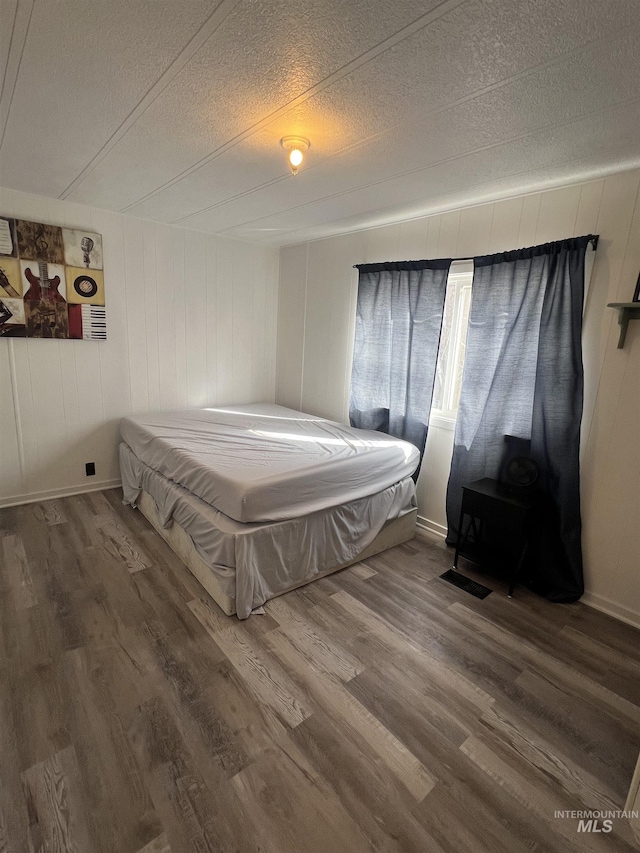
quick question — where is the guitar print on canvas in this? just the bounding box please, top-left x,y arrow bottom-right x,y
22,261 -> 68,338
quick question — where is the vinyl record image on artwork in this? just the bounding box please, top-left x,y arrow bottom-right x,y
74,274 -> 98,298
15,220 -> 65,264
65,266 -> 104,305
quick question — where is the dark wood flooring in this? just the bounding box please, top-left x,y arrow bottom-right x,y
0,488 -> 639,852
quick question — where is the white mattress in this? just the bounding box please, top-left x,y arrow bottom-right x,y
119,403 -> 419,523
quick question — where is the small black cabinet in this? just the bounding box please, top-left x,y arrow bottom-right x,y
453,477 -> 543,597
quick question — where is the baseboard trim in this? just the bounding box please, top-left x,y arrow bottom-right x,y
0,479 -> 122,509
415,516 -> 639,631
581,591 -> 640,631
417,515 -> 447,540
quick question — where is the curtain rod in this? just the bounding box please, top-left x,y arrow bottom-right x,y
352,234 -> 599,268
446,234 -> 599,262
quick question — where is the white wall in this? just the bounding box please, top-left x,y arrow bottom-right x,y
0,187 -> 279,506
276,172 -> 640,627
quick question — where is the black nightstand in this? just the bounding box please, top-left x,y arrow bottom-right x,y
453,477 -> 542,597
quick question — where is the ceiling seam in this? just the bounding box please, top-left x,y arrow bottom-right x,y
58,0 -> 245,200
264,155 -> 640,247
174,173 -> 291,221
168,20 -> 637,225
118,0 -> 470,212
232,155 -> 640,243
0,0 -> 34,154
181,93 -> 640,231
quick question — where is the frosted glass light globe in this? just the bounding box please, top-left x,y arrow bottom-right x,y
289,148 -> 304,168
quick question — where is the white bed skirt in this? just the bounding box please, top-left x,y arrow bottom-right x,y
136,489 -> 417,617
120,442 -> 417,618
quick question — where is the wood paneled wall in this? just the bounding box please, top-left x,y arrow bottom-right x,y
0,187 -> 279,506
276,172 -> 640,627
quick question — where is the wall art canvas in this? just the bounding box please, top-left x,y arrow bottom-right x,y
65,266 -> 105,305
0,257 -> 22,298
0,297 -> 26,337
0,216 -> 105,340
0,217 -> 17,257
62,228 -> 103,270
16,219 -> 65,263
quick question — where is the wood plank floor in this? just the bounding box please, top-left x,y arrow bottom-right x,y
1,488 -> 639,852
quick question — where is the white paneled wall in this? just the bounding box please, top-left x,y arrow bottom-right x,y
0,187 -> 279,506
277,171 -> 640,627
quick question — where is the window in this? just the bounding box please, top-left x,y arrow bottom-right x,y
428,245 -> 595,429
430,262 -> 473,427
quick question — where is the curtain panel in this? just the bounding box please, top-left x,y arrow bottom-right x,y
350,259 -> 451,477
446,235 -> 595,602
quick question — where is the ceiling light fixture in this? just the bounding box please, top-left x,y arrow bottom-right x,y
280,136 -> 310,176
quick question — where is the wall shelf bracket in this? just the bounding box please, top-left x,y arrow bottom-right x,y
607,303 -> 640,349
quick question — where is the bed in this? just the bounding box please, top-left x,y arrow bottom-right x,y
119,403 -> 419,618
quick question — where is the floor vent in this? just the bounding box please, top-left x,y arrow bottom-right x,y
439,569 -> 492,599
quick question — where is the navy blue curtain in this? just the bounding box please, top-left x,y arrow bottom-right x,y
350,259 -> 451,477
445,235 -> 596,602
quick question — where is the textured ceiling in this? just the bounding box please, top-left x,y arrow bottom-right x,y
1,0 -> 640,245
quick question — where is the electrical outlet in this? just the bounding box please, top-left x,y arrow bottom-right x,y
85,462 -> 96,476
